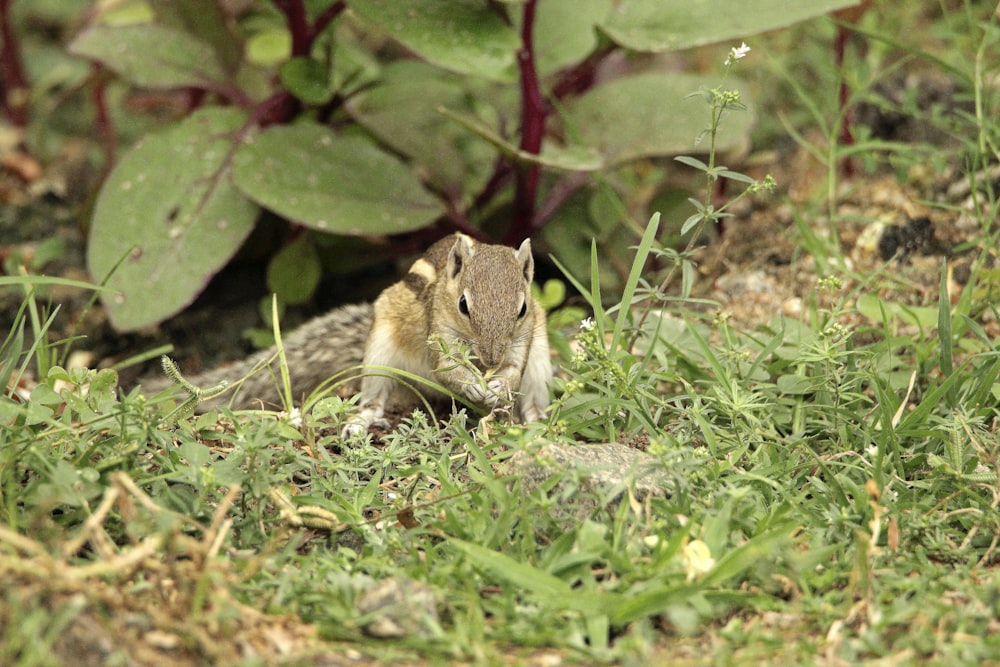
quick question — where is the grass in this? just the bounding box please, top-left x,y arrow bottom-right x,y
4,2 -> 1000,665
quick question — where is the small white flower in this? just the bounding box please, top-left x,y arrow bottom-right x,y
580,317 -> 595,331
725,42 -> 751,65
681,539 -> 715,581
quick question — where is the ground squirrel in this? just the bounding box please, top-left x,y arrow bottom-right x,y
343,233 -> 551,437
152,234 -> 552,436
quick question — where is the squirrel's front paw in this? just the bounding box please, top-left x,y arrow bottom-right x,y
519,403 -> 545,423
464,377 -> 512,411
341,419 -> 368,439
341,409 -> 390,439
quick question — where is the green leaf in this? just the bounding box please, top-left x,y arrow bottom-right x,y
68,24 -> 228,90
857,294 -> 938,331
87,108 -> 259,331
719,169 -> 756,184
245,27 -> 291,66
267,234 -> 322,306
449,537 -> 613,615
30,383 -> 63,406
776,374 -> 823,395
331,41 -> 382,96
231,123 -> 444,235
699,525 -> 791,586
280,57 -> 333,105
675,155 -> 709,172
599,0 -> 860,52
609,582 -> 694,626
178,441 -> 210,468
152,0 -> 242,74
346,61 -> 499,199
532,0 -> 612,75
565,72 -> 754,165
452,538 -> 570,597
349,0 -> 519,82
534,279 -> 566,310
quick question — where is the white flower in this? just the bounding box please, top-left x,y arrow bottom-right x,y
579,317 -> 595,331
285,407 -> 302,428
725,42 -> 751,65
681,539 -> 715,581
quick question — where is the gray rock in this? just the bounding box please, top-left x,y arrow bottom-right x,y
356,576 -> 439,639
505,442 -> 671,520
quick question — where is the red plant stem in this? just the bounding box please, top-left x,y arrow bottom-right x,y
551,45 -> 612,102
273,0 -> 310,57
253,90 -> 298,127
510,0 -> 544,243
92,70 -> 115,169
835,24 -> 855,178
0,0 -> 29,127
309,1 -> 346,42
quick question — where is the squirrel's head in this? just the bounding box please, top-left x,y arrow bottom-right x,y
440,234 -> 535,369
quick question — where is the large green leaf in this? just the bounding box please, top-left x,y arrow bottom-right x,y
68,24 -> 228,90
564,72 -> 754,165
349,0 -> 519,82
532,0 -> 611,76
151,0 -> 243,74
346,61 -> 499,200
87,108 -> 259,331
600,0 -> 859,52
231,124 -> 445,235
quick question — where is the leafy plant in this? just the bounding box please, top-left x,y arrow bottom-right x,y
49,0 -> 858,330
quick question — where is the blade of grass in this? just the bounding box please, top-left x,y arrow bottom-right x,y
448,537 -> 614,616
611,212 -> 661,348
938,259 -> 954,384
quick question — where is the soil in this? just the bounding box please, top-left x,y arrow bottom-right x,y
2,64 -> 996,665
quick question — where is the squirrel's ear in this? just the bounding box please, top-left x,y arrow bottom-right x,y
448,234 -> 475,279
516,238 -> 534,284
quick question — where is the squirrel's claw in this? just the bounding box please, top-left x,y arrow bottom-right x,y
463,377 -> 512,411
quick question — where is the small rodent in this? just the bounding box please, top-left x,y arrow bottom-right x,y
342,233 -> 551,437
148,233 -> 552,436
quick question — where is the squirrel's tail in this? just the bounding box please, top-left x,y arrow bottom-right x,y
140,303 -> 374,412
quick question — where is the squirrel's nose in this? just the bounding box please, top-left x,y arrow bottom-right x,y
478,344 -> 505,369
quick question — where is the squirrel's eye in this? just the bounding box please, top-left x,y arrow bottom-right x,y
458,294 -> 470,316
518,301 -> 527,319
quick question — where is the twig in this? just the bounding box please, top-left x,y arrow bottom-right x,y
550,45 -> 614,101
111,471 -> 205,531
269,488 -> 349,531
66,534 -> 165,580
510,0 -> 545,242
205,485 -> 241,559
274,0 -> 310,57
92,70 -> 116,171
62,484 -> 120,560
0,0 -> 29,126
309,1 -> 346,42
0,525 -> 49,558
